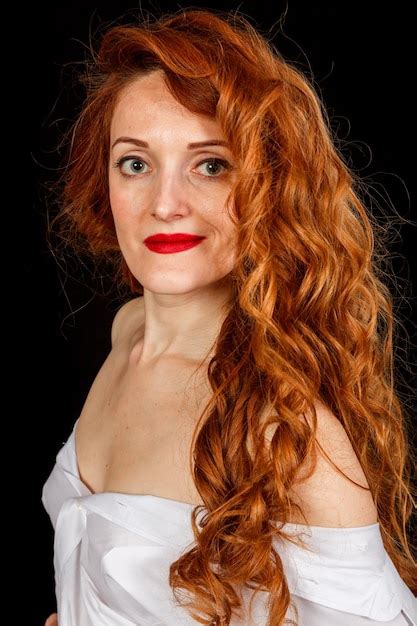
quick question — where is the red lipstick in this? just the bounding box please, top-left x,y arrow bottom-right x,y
143,232 -> 206,254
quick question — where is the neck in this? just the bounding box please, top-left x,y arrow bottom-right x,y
134,280 -> 234,365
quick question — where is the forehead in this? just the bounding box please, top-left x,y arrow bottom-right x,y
110,71 -> 222,140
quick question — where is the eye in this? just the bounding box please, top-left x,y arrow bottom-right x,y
113,157 -> 150,177
195,158 -> 231,178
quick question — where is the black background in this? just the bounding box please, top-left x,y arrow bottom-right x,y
21,2 -> 416,623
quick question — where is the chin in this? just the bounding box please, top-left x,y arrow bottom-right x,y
138,278 -> 210,295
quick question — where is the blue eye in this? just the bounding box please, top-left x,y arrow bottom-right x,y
114,157 -> 150,177
195,158 -> 231,177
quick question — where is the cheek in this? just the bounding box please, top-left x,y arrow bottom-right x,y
218,208 -> 237,244
108,176 -> 121,210
206,189 -> 235,230
108,182 -> 134,225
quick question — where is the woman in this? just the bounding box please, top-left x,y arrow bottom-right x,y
42,8 -> 416,626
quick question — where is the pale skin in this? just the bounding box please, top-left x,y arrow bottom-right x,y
71,70 -> 243,504
108,68 -> 239,366
45,69 -> 377,623
44,70 -> 239,623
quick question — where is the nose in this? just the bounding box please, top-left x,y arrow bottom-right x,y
150,167 -> 191,221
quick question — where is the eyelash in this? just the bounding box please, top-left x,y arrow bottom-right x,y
112,156 -> 232,180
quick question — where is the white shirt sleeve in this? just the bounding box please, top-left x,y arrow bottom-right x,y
274,521 -> 416,625
293,595 -> 414,625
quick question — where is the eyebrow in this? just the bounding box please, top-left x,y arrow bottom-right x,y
111,137 -> 230,151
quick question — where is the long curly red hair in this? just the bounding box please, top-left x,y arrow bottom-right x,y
46,8 -> 416,625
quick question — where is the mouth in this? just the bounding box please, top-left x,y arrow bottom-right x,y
143,233 -> 206,244
144,237 -> 206,254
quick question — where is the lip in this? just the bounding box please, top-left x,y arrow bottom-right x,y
144,237 -> 205,254
144,233 -> 206,243
143,232 -> 206,254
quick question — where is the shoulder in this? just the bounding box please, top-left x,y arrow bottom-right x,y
287,399 -> 378,528
111,296 -> 145,348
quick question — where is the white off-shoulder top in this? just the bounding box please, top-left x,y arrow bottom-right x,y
41,420 -> 416,626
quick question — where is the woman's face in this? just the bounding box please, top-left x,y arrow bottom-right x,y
108,70 -> 238,295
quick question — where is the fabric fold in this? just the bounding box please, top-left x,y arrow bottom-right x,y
41,422 -> 417,625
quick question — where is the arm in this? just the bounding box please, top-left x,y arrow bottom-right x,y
287,399 -> 378,528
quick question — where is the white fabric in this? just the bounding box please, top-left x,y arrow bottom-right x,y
42,420 -> 417,626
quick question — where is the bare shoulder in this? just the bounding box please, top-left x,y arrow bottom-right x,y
111,296 -> 145,348
287,399 -> 378,528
